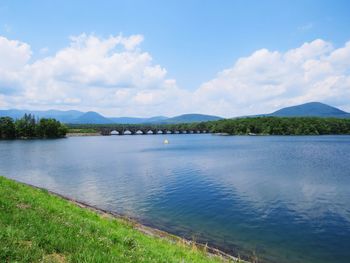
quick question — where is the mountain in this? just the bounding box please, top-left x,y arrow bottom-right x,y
162,114 -> 223,124
145,116 -> 169,123
109,114 -> 221,124
268,102 -> 350,118
0,109 -> 84,123
108,116 -> 168,124
36,110 -> 84,122
72,111 -> 113,124
0,109 -> 221,124
2,102 -> 349,124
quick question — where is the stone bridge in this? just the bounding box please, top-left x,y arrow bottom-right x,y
98,126 -> 208,135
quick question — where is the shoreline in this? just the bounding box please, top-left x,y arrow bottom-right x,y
66,132 -> 101,137
65,132 -> 350,137
16,179 -> 249,263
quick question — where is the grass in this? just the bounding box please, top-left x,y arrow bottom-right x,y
67,128 -> 99,134
0,176 -> 241,263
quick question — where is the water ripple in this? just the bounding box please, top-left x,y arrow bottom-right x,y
0,135 -> 350,263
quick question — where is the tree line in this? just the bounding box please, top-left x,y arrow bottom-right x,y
0,114 -> 68,139
207,117 -> 350,135
68,116 -> 350,135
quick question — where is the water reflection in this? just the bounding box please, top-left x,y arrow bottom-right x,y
0,135 -> 350,263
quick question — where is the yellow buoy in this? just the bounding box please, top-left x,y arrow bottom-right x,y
164,139 -> 169,144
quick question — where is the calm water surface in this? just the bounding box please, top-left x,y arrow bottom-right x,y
1,135 -> 350,263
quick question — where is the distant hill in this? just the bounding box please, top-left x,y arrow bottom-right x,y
72,111 -> 113,124
3,102 -> 347,125
0,109 -> 84,123
0,109 -> 223,124
162,114 -> 222,124
268,102 -> 350,118
109,114 -> 222,124
109,116 -> 168,124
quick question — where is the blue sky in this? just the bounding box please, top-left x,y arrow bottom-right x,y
0,0 -> 350,117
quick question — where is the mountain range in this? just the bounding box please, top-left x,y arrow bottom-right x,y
0,109 -> 222,124
0,102 -> 349,124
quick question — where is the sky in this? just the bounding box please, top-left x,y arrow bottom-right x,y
0,0 -> 350,117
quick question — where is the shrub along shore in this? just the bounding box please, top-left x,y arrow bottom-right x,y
0,176 -> 246,263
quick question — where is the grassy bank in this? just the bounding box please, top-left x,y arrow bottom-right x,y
66,128 -> 101,136
0,176 -> 241,262
67,128 -> 99,134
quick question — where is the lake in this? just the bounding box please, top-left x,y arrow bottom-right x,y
0,135 -> 349,263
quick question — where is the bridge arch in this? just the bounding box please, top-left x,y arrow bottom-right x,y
110,130 -> 119,135
123,130 -> 132,135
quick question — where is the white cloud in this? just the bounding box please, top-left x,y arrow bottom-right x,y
194,39 -> 350,116
0,36 -> 31,69
0,33 -> 190,116
0,36 -> 32,97
0,35 -> 350,117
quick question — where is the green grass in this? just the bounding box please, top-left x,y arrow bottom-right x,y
67,128 -> 98,134
0,176 -> 238,263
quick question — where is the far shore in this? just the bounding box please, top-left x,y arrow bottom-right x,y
66,132 -> 101,137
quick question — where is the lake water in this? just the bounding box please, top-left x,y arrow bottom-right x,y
0,135 -> 350,263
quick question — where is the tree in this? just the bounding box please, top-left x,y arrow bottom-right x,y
15,113 -> 37,138
0,117 -> 16,139
37,118 -> 68,138
0,114 -> 67,140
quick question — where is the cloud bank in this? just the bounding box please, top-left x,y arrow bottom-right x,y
0,34 -> 350,117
